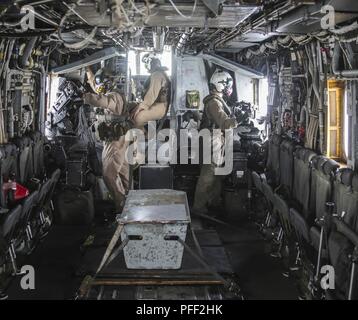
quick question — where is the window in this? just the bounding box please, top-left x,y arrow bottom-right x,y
253,78 -> 269,118
344,86 -> 350,162
258,78 -> 269,118
327,80 -> 346,162
128,46 -> 172,76
47,74 -> 60,113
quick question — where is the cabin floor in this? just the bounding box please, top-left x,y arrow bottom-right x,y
5,202 -> 299,300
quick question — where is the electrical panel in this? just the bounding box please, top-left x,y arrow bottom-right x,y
5,69 -> 35,138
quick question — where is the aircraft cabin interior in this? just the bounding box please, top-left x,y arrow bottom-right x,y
0,0 -> 358,302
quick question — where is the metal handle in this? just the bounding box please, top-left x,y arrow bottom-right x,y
164,235 -> 179,241
128,235 -> 143,241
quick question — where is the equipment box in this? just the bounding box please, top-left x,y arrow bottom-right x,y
118,189 -> 190,270
232,152 -> 248,185
139,165 -> 173,189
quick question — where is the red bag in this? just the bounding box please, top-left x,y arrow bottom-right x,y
3,180 -> 29,202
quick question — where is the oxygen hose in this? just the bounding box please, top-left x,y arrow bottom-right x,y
20,37 -> 37,68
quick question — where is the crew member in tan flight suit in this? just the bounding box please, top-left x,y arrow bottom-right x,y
83,68 -> 129,211
132,53 -> 171,129
83,54 -> 170,211
192,69 -> 238,215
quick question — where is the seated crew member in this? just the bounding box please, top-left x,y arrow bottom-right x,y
192,69 -> 238,215
130,53 -> 171,128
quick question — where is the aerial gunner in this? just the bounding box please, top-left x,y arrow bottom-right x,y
82,54 -> 171,211
192,69 -> 238,216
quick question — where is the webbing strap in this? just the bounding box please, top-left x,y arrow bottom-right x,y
176,236 -> 243,299
95,223 -> 124,275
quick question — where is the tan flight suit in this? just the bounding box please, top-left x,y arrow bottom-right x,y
130,69 -> 170,128
86,68 -> 97,93
83,68 -> 169,211
193,93 -> 237,214
83,92 -> 129,211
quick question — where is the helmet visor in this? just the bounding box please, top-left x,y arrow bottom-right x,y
223,78 -> 233,96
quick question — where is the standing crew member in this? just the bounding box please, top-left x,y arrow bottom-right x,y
192,69 -> 238,215
83,67 -> 129,212
83,55 -> 170,211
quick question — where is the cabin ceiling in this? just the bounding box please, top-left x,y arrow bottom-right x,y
2,0 -> 358,55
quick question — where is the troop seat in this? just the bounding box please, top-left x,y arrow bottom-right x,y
0,144 -> 18,181
309,157 -> 339,252
24,169 -> 61,245
251,171 -> 264,194
271,138 -> 297,225
0,205 -> 22,274
265,134 -> 282,188
39,169 -> 61,221
273,192 -> 292,237
328,169 -> 358,299
278,139 -> 296,197
0,133 -> 60,297
29,131 -> 45,180
251,132 -> 358,299
289,147 -> 317,244
30,178 -> 52,237
45,169 -> 61,207
262,177 -> 275,212
34,179 -> 52,214
269,139 -> 297,263
0,144 -> 19,209
257,134 -> 282,225
12,136 -> 34,186
16,190 -> 39,251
